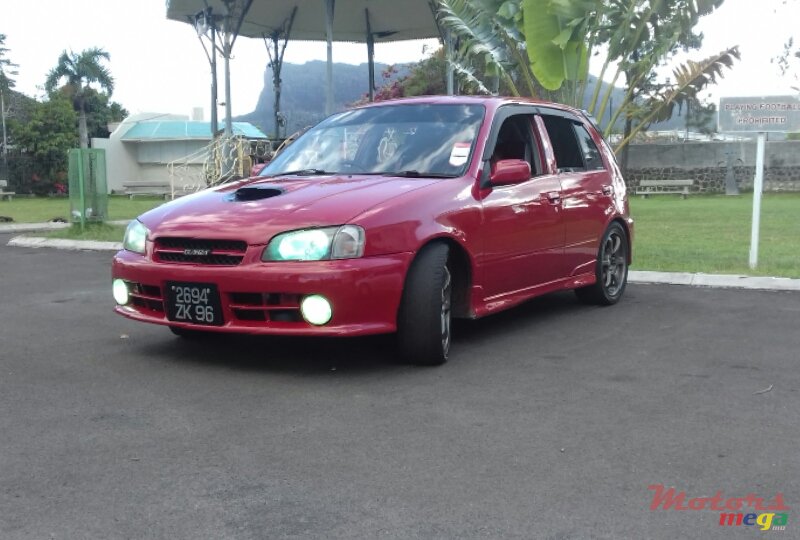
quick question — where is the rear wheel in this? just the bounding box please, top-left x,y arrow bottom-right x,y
575,222 -> 628,306
397,243 -> 452,366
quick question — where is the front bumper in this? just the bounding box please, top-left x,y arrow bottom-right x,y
111,250 -> 413,336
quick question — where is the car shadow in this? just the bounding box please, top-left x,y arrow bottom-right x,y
137,332 -> 403,376
134,291 -> 590,375
453,291 -> 588,343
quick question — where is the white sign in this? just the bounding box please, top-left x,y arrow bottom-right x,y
718,96 -> 800,132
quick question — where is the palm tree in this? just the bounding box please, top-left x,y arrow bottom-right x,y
45,48 -> 114,149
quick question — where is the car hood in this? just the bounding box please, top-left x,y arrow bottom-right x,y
139,174 -> 440,244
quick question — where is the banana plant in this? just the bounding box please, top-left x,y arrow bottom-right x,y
521,0 -> 589,93
434,0 -> 738,154
437,0 -> 528,96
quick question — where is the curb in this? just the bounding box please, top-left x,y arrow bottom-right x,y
0,222 -> 70,234
7,236 -> 122,252
629,270 -> 800,292
0,219 -> 130,234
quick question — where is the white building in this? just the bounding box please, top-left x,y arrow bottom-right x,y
93,113 -> 267,194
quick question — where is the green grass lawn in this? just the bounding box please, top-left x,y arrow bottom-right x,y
0,196 -> 165,223
630,193 -> 800,278
45,223 -> 127,243
5,192 -> 800,278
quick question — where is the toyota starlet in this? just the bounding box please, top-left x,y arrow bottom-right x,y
112,96 -> 633,365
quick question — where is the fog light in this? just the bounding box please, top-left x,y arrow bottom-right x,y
300,295 -> 332,326
113,279 -> 130,305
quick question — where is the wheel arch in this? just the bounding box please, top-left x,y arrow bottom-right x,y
405,235 -> 475,319
610,217 -> 633,264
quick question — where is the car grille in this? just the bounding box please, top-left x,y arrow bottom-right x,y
154,237 -> 248,266
128,282 -> 164,313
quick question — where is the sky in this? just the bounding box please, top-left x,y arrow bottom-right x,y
1,0 -> 799,120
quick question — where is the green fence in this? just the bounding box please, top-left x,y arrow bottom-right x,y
68,149 -> 107,227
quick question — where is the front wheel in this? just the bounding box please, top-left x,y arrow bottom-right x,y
575,222 -> 629,306
397,243 -> 452,366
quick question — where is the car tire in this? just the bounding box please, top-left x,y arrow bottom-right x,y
397,243 -> 452,366
575,222 -> 629,306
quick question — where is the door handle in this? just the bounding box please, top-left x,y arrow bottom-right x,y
602,185 -> 614,196
544,191 -> 561,204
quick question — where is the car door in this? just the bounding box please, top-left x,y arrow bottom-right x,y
538,113 -> 614,278
478,109 -> 565,299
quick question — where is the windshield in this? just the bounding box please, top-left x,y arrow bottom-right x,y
261,103 -> 486,178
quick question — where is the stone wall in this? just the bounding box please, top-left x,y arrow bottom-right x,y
625,141 -> 800,192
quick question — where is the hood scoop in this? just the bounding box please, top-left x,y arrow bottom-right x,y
230,185 -> 284,202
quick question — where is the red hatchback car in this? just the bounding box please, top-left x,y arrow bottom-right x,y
112,96 -> 633,365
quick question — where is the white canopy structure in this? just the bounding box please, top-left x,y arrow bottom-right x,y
166,0 -> 451,138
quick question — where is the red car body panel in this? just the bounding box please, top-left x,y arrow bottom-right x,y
112,96 -> 633,336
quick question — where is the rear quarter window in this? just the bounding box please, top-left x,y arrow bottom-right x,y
573,124 -> 606,170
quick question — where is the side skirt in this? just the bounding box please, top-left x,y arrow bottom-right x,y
470,271 -> 596,319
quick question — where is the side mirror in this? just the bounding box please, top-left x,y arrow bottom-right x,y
490,159 -> 531,186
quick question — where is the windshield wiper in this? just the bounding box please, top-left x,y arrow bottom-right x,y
265,169 -> 332,178
383,170 -> 458,179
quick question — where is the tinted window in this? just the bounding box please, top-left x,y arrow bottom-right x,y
540,115 -> 584,171
574,124 -> 606,170
490,114 -> 541,176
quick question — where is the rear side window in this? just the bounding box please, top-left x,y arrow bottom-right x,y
540,115 -> 606,172
573,124 -> 605,170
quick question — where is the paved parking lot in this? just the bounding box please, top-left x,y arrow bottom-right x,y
1,236 -> 798,539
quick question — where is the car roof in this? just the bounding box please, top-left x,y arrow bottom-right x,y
353,95 -> 586,119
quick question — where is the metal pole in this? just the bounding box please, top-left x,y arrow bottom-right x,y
263,8 -> 296,141
0,88 -> 7,179
325,0 -> 335,116
210,21 -> 219,138
223,30 -> 233,138
444,29 -> 454,96
272,37 -> 282,139
77,151 -> 86,232
749,132 -> 766,269
366,9 -> 375,102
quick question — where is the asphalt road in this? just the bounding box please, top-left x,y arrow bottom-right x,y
1,236 -> 798,540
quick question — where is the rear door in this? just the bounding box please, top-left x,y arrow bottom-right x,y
538,113 -> 613,278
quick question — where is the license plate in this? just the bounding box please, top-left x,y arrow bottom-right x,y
165,282 -> 224,326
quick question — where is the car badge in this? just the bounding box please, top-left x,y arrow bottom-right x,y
184,248 -> 212,256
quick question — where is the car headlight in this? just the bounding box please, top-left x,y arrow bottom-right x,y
123,220 -> 149,254
262,225 -> 365,261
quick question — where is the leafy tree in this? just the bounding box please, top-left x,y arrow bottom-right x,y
82,88 -> 128,139
436,0 -> 740,152
775,37 -> 800,93
683,98 -> 717,137
401,48 -> 449,96
44,48 -> 114,149
356,47 -> 500,106
9,94 -> 77,194
0,33 -> 17,91
1,33 -> 19,180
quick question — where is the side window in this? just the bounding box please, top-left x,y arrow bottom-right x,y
540,115 -> 584,171
573,124 -> 606,170
490,114 -> 542,176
